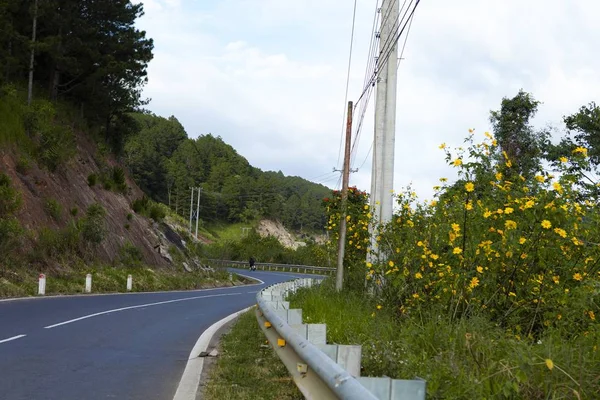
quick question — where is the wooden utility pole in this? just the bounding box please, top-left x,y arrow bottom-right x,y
336,101 -> 353,292
27,0 -> 39,106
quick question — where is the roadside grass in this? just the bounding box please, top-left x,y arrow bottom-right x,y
205,222 -> 256,243
288,279 -> 600,399
0,264 -> 253,298
203,309 -> 302,400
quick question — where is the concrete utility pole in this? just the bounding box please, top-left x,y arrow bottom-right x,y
195,187 -> 201,239
336,101 -> 353,292
369,0 -> 399,263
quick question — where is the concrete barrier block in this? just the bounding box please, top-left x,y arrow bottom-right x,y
356,377 -> 391,399
307,324 -> 327,345
337,345 -> 362,377
391,379 -> 426,400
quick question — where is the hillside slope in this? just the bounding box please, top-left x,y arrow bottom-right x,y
1,129 -> 201,269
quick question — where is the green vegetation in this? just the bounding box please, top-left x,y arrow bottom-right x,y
289,281 -> 598,399
44,198 -> 62,221
0,263 -> 243,298
0,0 -> 153,153
317,90 -> 600,399
123,112 -> 330,231
203,309 -> 302,400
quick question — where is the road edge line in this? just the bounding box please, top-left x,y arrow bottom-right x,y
172,305 -> 254,400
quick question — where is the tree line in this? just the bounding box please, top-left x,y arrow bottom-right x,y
124,112 -> 331,231
0,0 -> 153,150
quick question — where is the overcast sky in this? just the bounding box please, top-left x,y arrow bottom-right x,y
136,0 -> 600,201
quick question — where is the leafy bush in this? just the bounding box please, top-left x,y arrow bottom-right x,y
32,222 -> 81,261
0,217 -> 23,254
0,173 -> 22,218
70,207 -> 78,217
148,203 -> 166,222
80,203 -> 107,244
44,198 -> 62,221
126,213 -> 133,221
16,156 -> 31,175
111,166 -> 127,192
87,173 -> 98,187
132,195 -> 149,213
119,241 -> 143,266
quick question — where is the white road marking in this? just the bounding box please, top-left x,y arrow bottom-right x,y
172,305 -> 254,400
234,272 -> 265,285
0,334 -> 26,344
44,293 -> 243,329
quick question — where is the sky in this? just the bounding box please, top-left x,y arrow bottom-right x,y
135,0 -> 600,202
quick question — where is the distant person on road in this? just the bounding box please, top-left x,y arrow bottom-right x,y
249,257 -> 256,271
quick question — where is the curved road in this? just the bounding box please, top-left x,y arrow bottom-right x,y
0,269 -> 309,400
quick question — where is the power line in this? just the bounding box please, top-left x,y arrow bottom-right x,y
336,0 -> 359,170
353,0 -> 420,107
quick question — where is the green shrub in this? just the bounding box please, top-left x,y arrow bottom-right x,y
0,217 -> 23,254
126,213 -> 133,221
0,173 -> 22,218
44,198 -> 62,221
87,173 -> 98,187
111,166 -> 127,192
70,207 -> 78,217
149,203 -> 166,222
124,223 -> 130,230
15,156 -> 31,175
119,241 -> 143,266
132,196 -> 149,213
32,222 -> 81,260
80,203 -> 106,244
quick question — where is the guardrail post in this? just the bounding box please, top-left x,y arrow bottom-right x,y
38,273 -> 46,295
85,273 -> 92,293
127,274 -> 132,291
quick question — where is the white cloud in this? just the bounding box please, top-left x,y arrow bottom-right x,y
137,0 -> 600,202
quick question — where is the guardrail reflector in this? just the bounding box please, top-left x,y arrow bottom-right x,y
277,338 -> 286,347
264,321 -> 272,328
297,363 -> 308,374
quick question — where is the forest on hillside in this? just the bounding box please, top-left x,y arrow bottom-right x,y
0,1 -> 331,232
124,112 -> 330,230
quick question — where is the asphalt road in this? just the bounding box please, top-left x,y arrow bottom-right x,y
0,269 -> 312,400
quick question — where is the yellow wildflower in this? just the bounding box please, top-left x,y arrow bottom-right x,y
439,143 -> 446,149
469,277 -> 480,289
465,182 -> 475,192
545,359 -> 554,370
572,146 -> 588,156
552,275 -> 560,284
541,220 -> 552,229
476,266 -> 483,273
559,156 -> 568,163
453,247 -> 463,255
519,237 -> 526,244
505,220 -> 517,230
452,158 -> 462,167
553,182 -> 563,193
535,175 -> 545,183
553,228 -> 567,238
573,273 -> 583,281
451,223 -> 460,233
415,272 -> 423,279
504,207 -> 514,214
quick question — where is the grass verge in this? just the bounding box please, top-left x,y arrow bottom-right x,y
288,279 -> 600,399
0,265 -> 253,298
203,309 -> 302,400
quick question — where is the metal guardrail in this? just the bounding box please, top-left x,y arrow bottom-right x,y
255,279 -> 427,400
206,259 -> 335,275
